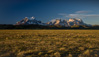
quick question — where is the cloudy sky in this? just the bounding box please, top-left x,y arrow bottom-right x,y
0,0 -> 99,25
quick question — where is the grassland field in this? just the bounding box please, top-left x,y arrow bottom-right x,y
0,30 -> 99,57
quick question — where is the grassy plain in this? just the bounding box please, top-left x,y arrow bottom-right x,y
0,30 -> 99,57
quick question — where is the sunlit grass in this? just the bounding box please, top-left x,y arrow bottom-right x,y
0,30 -> 99,57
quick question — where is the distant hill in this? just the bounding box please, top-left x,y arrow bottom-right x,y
0,24 -> 99,29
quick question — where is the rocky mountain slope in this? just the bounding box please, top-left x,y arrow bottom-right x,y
16,17 -> 90,27
46,18 -> 88,27
16,17 -> 46,25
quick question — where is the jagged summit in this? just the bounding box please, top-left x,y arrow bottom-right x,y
47,18 -> 88,27
16,17 -> 90,26
68,18 -> 82,22
16,17 -> 45,25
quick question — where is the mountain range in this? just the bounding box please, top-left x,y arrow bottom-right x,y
16,17 -> 91,27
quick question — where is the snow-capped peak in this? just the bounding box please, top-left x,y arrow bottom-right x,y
16,17 -> 90,26
47,18 -> 87,27
16,17 -> 45,25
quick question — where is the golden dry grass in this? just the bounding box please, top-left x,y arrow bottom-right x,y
0,30 -> 99,57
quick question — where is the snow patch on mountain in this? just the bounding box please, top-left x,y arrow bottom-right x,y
16,17 -> 46,25
47,18 -> 89,27
16,17 -> 91,27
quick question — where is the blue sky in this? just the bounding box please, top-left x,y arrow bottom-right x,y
0,0 -> 99,25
